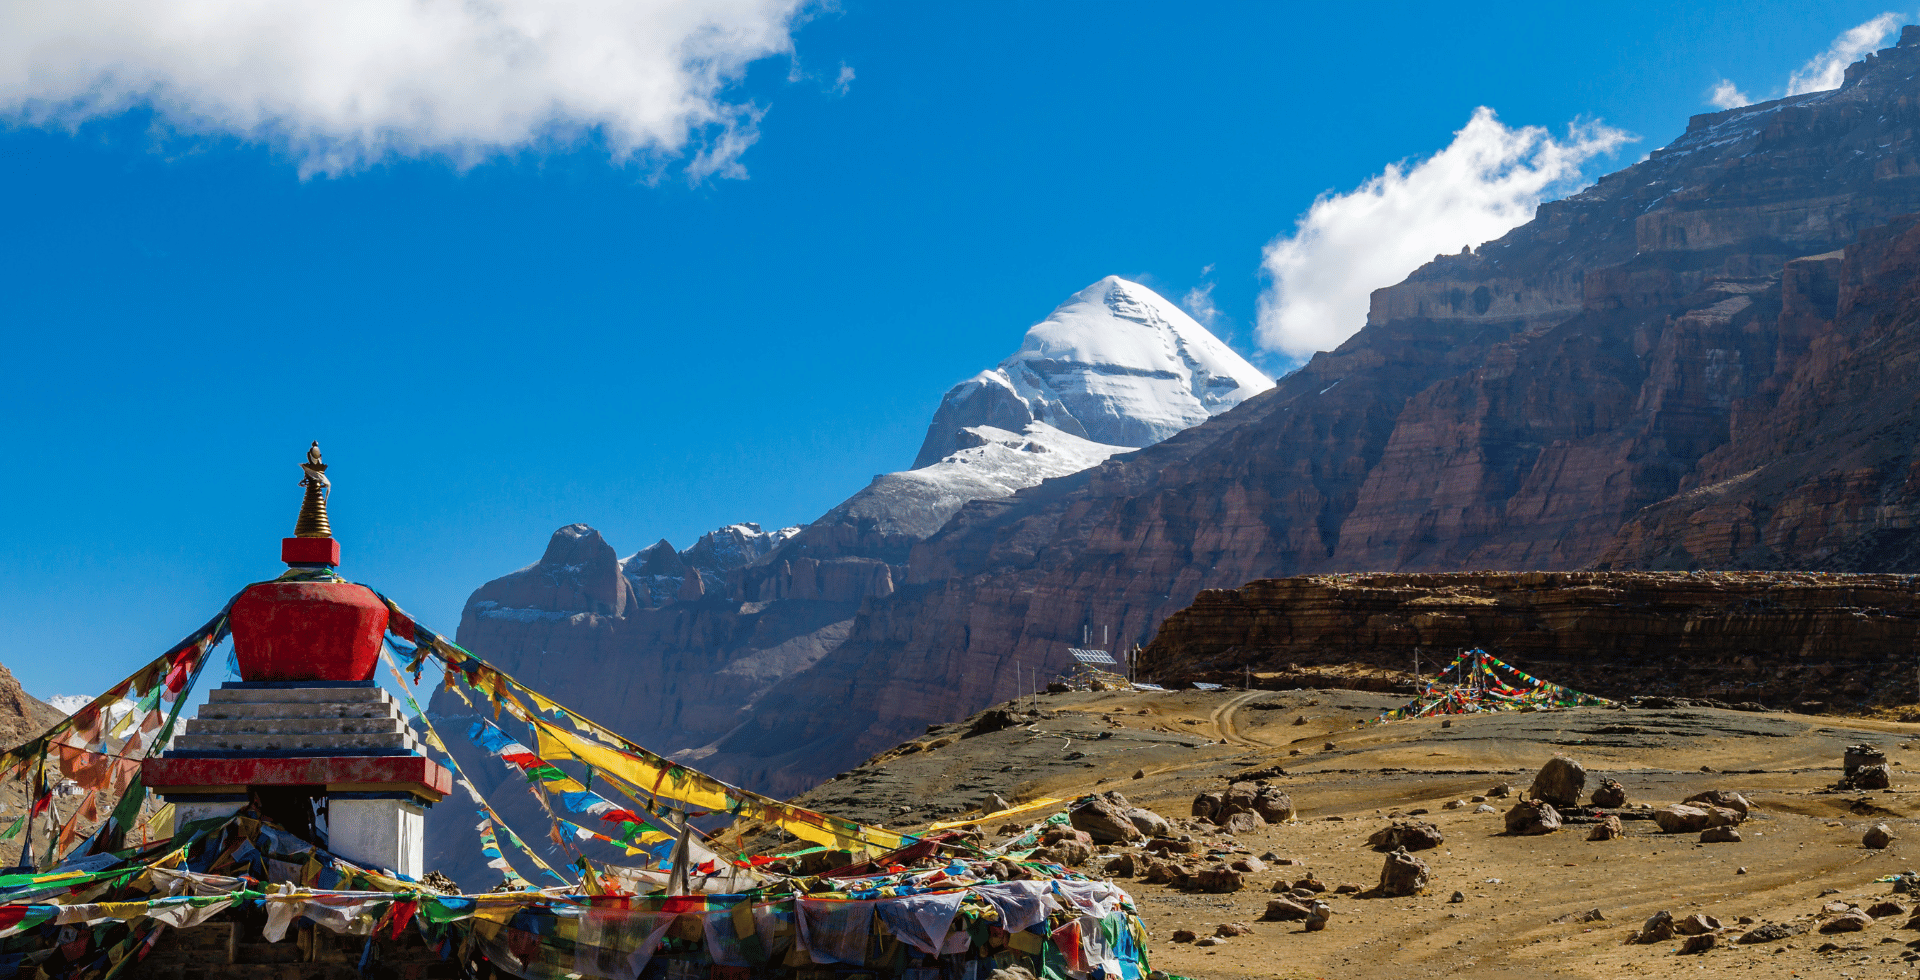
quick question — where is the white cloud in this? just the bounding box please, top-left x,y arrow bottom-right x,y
833,64 -> 856,96
1181,265 -> 1220,328
0,0 -> 813,177
1786,12 -> 1905,95
1256,108 -> 1631,359
1708,79 -> 1750,109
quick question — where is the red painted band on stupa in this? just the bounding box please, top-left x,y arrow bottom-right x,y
143,755 -> 450,797
230,582 -> 389,683
281,536 -> 341,566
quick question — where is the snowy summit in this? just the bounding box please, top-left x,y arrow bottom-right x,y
913,276 -> 1271,467
824,277 -> 1271,537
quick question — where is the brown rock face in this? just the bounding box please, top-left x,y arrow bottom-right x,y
1136,571 -> 1920,708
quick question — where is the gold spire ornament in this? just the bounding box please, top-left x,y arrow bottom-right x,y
295,441 -> 332,538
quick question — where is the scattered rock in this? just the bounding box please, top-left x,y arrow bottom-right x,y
1377,848 -> 1430,897
1678,934 -> 1717,955
1684,789 -> 1752,815
1820,911 -> 1873,933
1193,867 -> 1244,893
1587,815 -> 1623,841
1169,929 -> 1196,944
1867,901 -> 1908,919
1474,804 -> 1496,814
1590,778 -> 1628,808
1334,883 -> 1361,894
1487,783 -> 1513,798
1193,936 -> 1224,947
1132,769 -> 1145,780
1638,911 -> 1675,943
1739,922 -> 1801,944
1222,811 -> 1265,835
1229,857 -> 1266,873
1303,901 -> 1331,932
1448,891 -> 1464,903
1470,795 -> 1488,803
1442,799 -> 1467,810
1529,755 -> 1587,807
1551,909 -> 1604,924
1145,837 -> 1193,855
1866,824 -> 1895,849
1703,806 -> 1746,828
1102,853 -> 1136,878
1367,820 -> 1444,852
1675,913 -> 1722,935
1654,804 -> 1713,833
1504,799 -> 1562,836
1033,840 -> 1093,867
1700,826 -> 1742,843
1263,898 -> 1310,921
1213,922 -> 1253,937
1323,742 -> 1336,751
967,709 -> 1023,738
1292,876 -> 1326,893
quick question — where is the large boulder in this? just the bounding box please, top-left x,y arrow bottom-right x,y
1191,791 -> 1224,820
1653,804 -> 1712,833
1126,807 -> 1171,838
1070,793 -> 1145,844
1032,839 -> 1093,867
1820,911 -> 1873,933
1252,788 -> 1295,822
1683,790 -> 1751,815
1367,820 -> 1444,852
1222,811 -> 1265,835
1263,898 -> 1311,921
1529,756 -> 1587,807
1854,764 -> 1893,789
1587,815 -> 1623,841
1192,867 -> 1244,893
1866,823 -> 1896,849
1504,799 -> 1561,836
1377,848 -> 1430,897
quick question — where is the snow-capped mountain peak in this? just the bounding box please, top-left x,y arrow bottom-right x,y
914,276 -> 1271,467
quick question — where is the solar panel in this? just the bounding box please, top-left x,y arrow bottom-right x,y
1068,648 -> 1117,665
1191,682 -> 1224,691
1130,682 -> 1167,691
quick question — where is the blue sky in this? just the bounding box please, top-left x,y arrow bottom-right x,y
0,1 -> 1905,702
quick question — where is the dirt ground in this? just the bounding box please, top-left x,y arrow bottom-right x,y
797,688 -> 1920,979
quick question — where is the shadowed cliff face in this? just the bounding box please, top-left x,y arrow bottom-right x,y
687,32 -> 1920,798
1135,571 -> 1920,712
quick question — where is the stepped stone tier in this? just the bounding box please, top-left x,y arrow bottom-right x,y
1137,571 -> 1920,711
142,445 -> 448,879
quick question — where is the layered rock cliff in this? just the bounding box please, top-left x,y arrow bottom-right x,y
1135,571 -> 1920,711
685,29 -> 1920,797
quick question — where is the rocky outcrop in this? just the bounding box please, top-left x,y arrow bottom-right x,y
1135,571 -> 1920,708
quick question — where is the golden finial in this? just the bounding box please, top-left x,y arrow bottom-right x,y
295,441 -> 332,538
